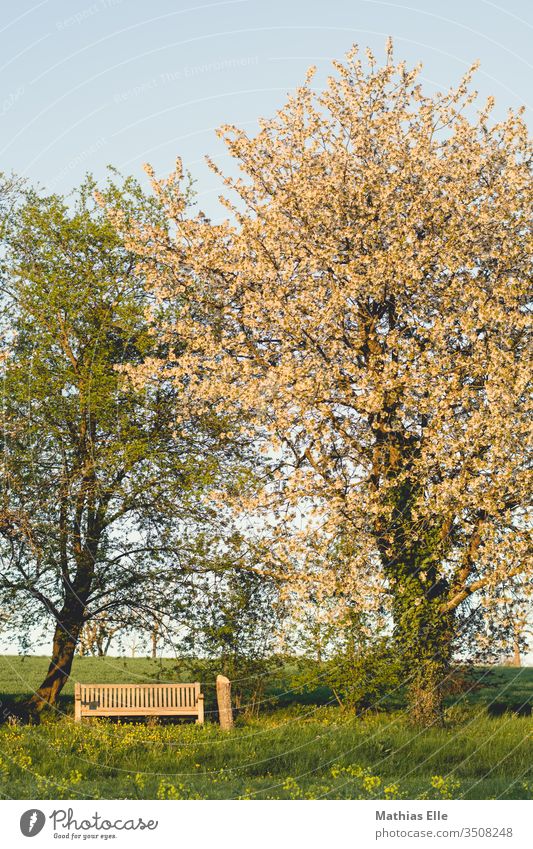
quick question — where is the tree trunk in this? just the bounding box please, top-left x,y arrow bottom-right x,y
407,658 -> 449,726
390,582 -> 454,726
392,600 -> 454,726
512,636 -> 521,668
151,622 -> 159,659
27,611 -> 83,711
379,484 -> 454,726
379,542 -> 454,726
372,430 -> 455,725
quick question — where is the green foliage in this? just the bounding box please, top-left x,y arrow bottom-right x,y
292,599 -> 403,713
322,640 -> 404,713
176,569 -> 285,717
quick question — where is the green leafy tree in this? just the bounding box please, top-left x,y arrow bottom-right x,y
0,175 -> 244,712
183,566 -> 284,717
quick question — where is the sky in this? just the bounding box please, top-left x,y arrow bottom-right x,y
1,0 -> 532,217
1,0 -> 531,658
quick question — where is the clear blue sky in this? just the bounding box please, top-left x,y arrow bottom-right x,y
1,0 -> 531,217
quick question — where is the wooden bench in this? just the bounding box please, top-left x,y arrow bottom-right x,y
74,682 -> 204,723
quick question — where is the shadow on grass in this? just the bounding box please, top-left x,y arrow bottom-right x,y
487,701 -> 532,718
0,692 -> 218,727
0,691 -> 75,724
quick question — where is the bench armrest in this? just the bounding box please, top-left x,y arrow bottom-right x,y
196,692 -> 205,724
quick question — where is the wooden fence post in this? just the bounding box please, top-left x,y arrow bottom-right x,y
216,675 -> 233,730
74,682 -> 81,723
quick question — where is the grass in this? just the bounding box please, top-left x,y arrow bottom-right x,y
0,656 -> 531,800
1,654 -> 532,711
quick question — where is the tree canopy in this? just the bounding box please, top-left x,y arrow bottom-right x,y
0,175 -> 249,709
125,43 -> 532,722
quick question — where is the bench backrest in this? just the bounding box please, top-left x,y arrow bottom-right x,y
78,682 -> 201,711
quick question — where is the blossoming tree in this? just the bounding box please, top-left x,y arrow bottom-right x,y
128,43 -> 531,724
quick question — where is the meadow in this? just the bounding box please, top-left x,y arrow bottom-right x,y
0,656 -> 531,800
